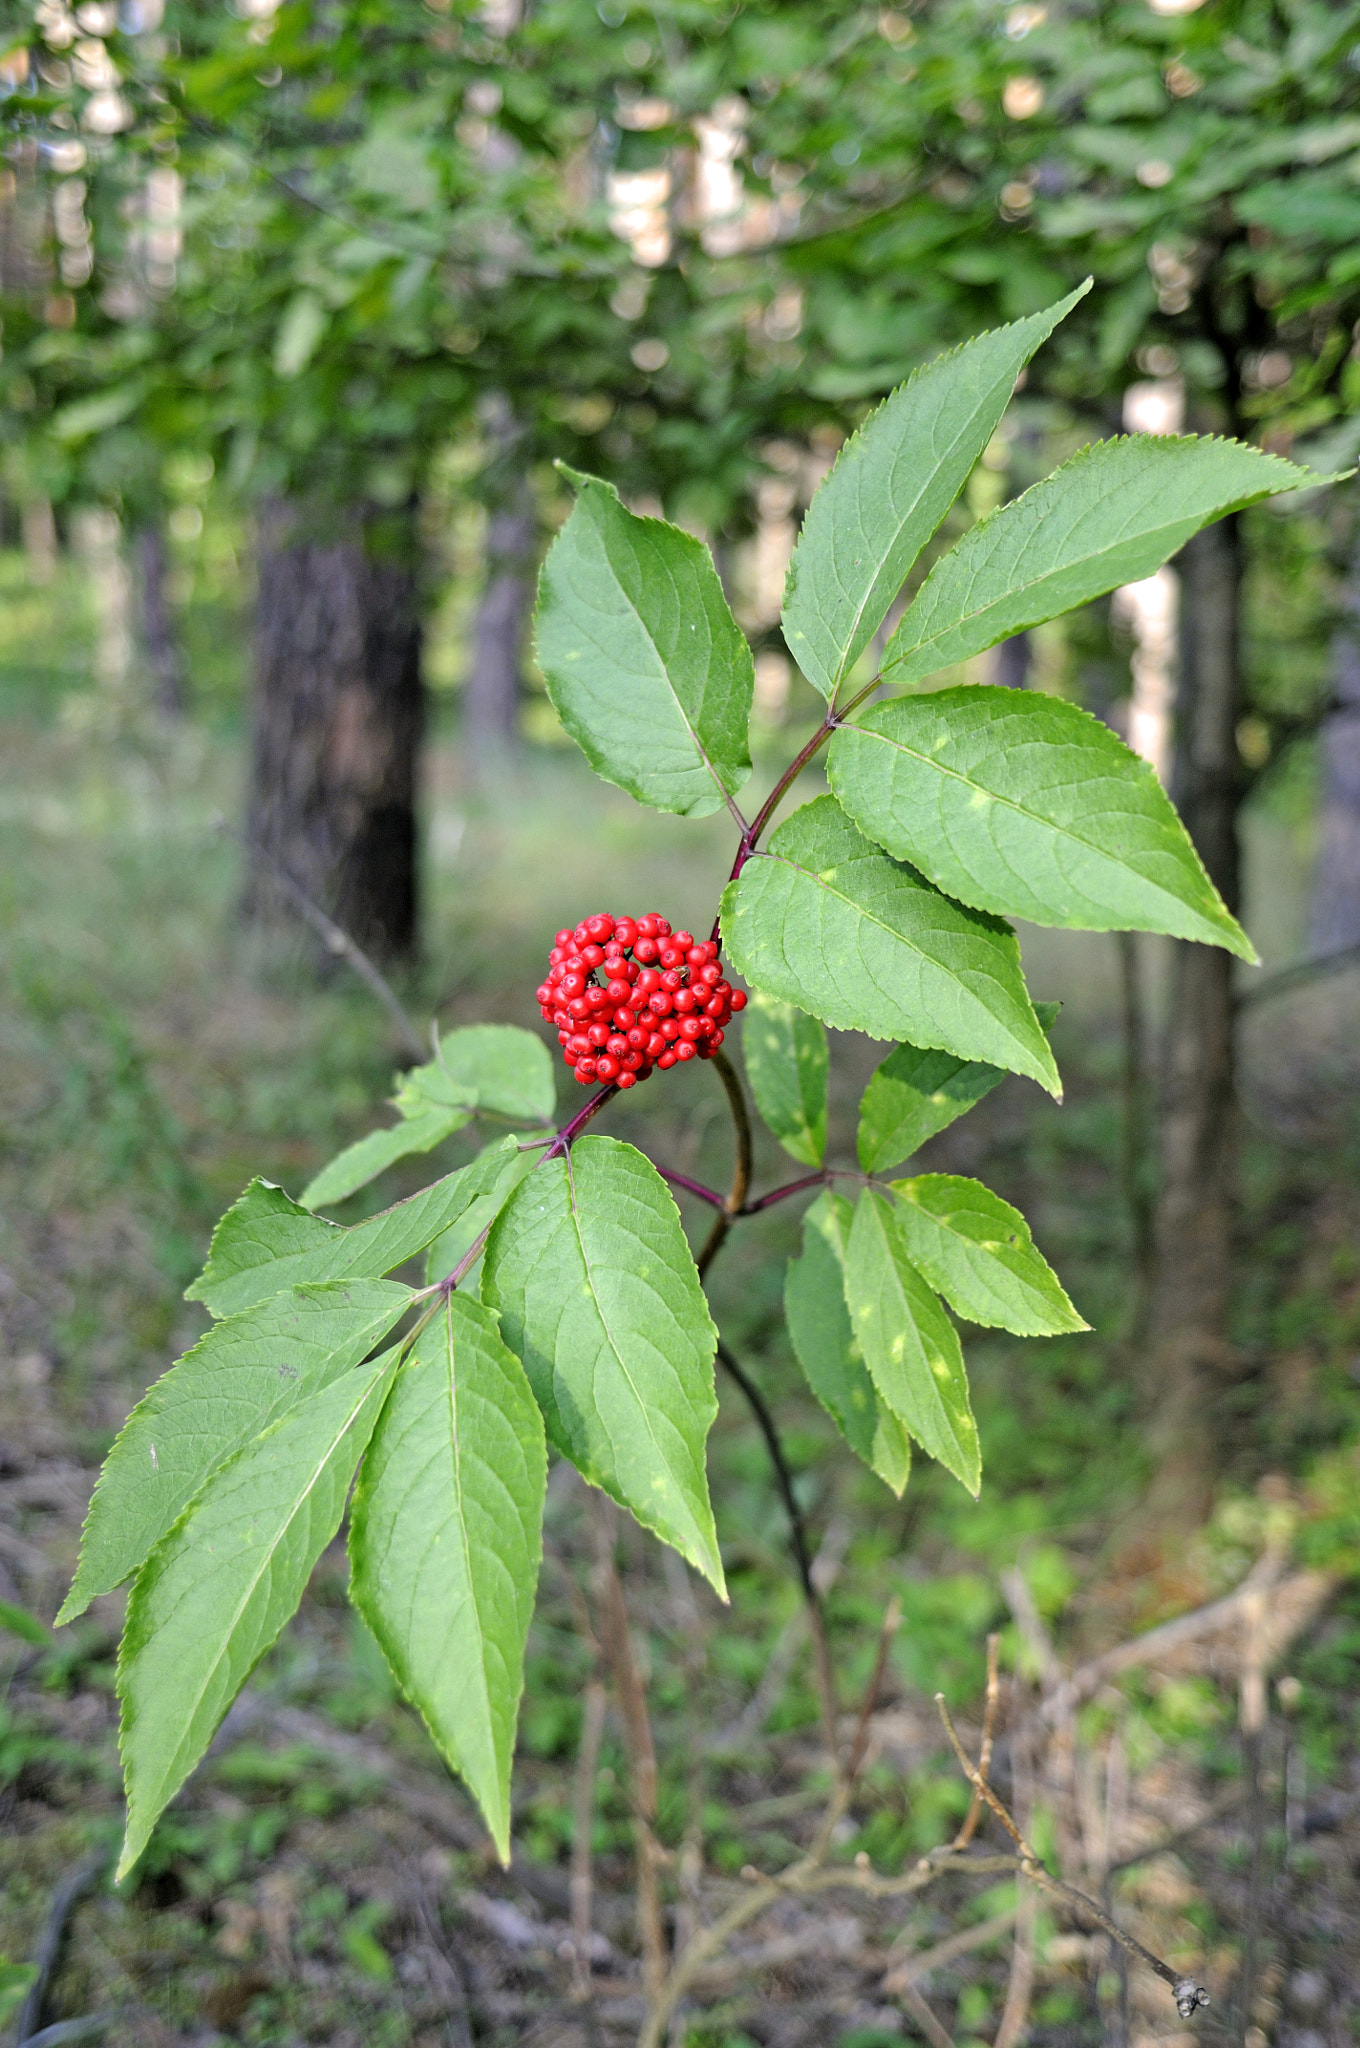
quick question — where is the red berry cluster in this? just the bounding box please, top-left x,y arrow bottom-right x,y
537,912 -> 748,1089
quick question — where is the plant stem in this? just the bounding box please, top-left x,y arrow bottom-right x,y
695,1049 -> 753,1277
655,1167 -> 728,1211
714,1340 -> 840,1768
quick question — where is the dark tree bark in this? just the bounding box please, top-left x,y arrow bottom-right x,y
136,521 -> 186,716
991,629 -> 1032,691
244,498 -> 424,962
1142,513 -> 1242,1522
465,488 -> 533,750
1310,520 -> 1360,955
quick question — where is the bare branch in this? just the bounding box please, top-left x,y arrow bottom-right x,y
951,1632 -> 1000,1852
934,1695 -> 1210,2021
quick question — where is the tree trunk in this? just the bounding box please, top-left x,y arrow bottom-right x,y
991,629 -> 1032,690
1142,514 -> 1242,1523
1309,518 -> 1360,955
136,520 -> 186,716
464,493 -> 533,750
244,498 -> 424,962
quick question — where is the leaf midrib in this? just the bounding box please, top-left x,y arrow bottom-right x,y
825,373 -> 1030,696
888,502 -> 1211,676
756,841 -> 1041,1071
147,1364 -> 386,1800
840,717 -> 1209,921
578,514 -> 735,808
860,1195 -> 969,1470
562,1151 -> 702,1548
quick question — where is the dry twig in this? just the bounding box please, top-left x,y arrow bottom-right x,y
934,1694 -> 1210,2021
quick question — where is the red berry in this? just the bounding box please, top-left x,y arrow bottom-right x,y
606,977 -> 630,1003
652,916 -> 672,936
729,989 -> 747,1011
587,914 -> 614,941
617,1069 -> 637,1089
679,1017 -> 702,1040
586,987 -> 609,1012
657,1049 -> 677,1069
676,1039 -> 697,1061
674,987 -> 697,1014
595,1054 -> 620,1081
646,1031 -> 666,1058
555,928 -> 573,948
575,1058 -> 597,1081
614,917 -> 638,947
710,1028 -> 724,1047
633,936 -> 658,964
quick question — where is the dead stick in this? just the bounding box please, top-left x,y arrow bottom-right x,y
951,1633 -> 1000,1852
590,1497 -> 668,2001
935,1695 -> 1210,2021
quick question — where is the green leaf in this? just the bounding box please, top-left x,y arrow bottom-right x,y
434,1025 -> 557,1125
425,1138 -> 542,1293
349,1294 -> 546,1862
878,435 -> 1329,693
781,285 -> 1089,701
784,1193 -> 911,1494
857,1003 -> 1060,1173
301,1108 -> 472,1213
0,1598 -> 50,1646
889,1175 -> 1087,1337
829,688 -> 1255,958
482,1136 -> 725,1593
534,469 -> 753,818
58,1281 -> 413,1624
741,992 -> 829,1167
116,1344 -> 400,1880
0,1963 -> 39,2029
844,1189 -> 979,1494
299,1027 -> 555,1212
188,1139 -> 522,1319
721,796 -> 1059,1097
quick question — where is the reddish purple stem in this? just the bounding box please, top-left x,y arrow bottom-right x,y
656,1166 -> 729,1211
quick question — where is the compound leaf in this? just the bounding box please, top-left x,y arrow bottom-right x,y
784,1192 -> 911,1494
890,1175 -> 1087,1337
782,285 -> 1089,701
189,1139 -> 522,1319
59,1280 -> 413,1624
830,689 -> 1254,957
721,796 -> 1059,1097
482,1136 -> 724,1594
879,434 -> 1327,693
349,1294 -> 545,1863
844,1189 -> 979,1493
742,992 -> 829,1167
857,1002 -> 1060,1172
116,1344 -> 400,1880
535,469 -> 753,818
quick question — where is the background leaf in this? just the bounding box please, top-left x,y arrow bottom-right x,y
116,1344 -> 400,1880
784,1192 -> 911,1494
534,469 -> 753,818
721,796 -> 1059,1095
483,1136 -> 725,1593
830,687 -> 1254,956
857,1002 -> 1061,1173
741,992 -> 829,1166
431,1025 -> 557,1125
844,1189 -> 980,1493
879,434 -> 1325,690
349,1294 -> 546,1862
189,1140 -> 521,1319
781,285 -> 1089,701
890,1175 -> 1087,1336
59,1280 -> 413,1623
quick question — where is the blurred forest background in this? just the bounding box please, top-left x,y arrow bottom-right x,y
3,3 -> 1360,2046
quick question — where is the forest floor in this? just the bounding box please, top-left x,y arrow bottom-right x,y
4,563 -> 1360,2048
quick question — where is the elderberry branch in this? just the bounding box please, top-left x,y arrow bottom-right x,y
655,1166 -> 728,1211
